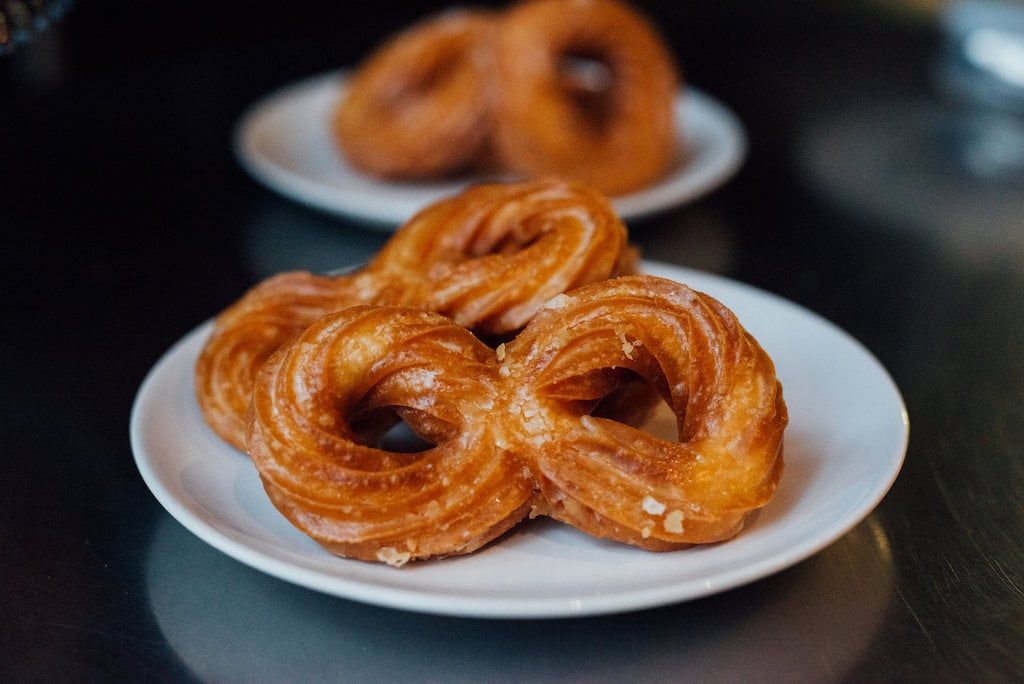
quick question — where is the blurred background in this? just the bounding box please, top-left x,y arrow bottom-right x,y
2,0 -> 1022,680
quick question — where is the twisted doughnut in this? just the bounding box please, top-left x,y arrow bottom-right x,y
194,271 -> 399,450
370,179 -> 627,333
247,275 -> 787,564
494,0 -> 680,194
332,10 -> 498,178
503,275 -> 787,548
248,306 -> 535,564
195,179 -> 629,450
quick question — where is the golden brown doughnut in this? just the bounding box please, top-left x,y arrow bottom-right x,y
194,270 -> 399,450
195,179 -> 630,450
247,306 -> 535,564
332,10 -> 498,178
369,179 -> 627,334
494,0 -> 680,194
503,275 -> 787,548
246,275 -> 787,564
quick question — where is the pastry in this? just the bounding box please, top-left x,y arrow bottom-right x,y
246,275 -> 787,564
330,0 -> 681,194
369,178 -> 628,334
332,10 -> 498,178
248,305 -> 533,564
494,0 -> 680,194
195,179 -> 630,449
504,275 -> 787,548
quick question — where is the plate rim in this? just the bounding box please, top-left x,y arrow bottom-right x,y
232,70 -> 748,229
130,261 -> 908,619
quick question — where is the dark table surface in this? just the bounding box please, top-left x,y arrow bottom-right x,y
3,0 -> 1023,680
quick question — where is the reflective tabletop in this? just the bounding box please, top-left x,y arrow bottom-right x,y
2,1 -> 1022,680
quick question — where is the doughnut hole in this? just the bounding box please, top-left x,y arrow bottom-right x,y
347,405 -> 452,454
589,370 -> 678,441
558,50 -> 616,133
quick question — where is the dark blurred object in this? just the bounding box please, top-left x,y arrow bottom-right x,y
0,0 -> 71,54
795,0 -> 1024,272
797,99 -> 1024,270
939,0 -> 1024,113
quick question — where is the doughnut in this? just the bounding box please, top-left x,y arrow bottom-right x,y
494,0 -> 680,194
247,305 -> 535,563
246,275 -> 787,564
369,178 -> 627,334
194,270 -> 399,451
503,274 -> 787,548
332,10 -> 498,178
195,179 -> 630,450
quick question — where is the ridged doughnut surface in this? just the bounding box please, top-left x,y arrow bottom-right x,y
370,179 -> 628,333
247,275 -> 787,564
248,306 -> 535,564
503,275 -> 787,548
494,0 -> 679,194
195,179 -> 630,450
195,271 -> 394,450
332,10 -> 498,178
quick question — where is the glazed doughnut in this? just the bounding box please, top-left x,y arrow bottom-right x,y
502,275 -> 787,548
494,0 -> 680,194
332,10 -> 498,178
370,179 -> 627,334
195,179 -> 630,450
246,275 -> 787,564
194,270 -> 398,451
247,306 -> 535,564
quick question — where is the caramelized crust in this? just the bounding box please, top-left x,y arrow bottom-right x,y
195,179 -> 629,449
503,275 -> 787,547
332,0 -> 681,193
370,179 -> 627,333
247,306 -> 535,564
194,271 -> 393,451
246,275 -> 787,563
332,10 -> 498,178
494,0 -> 680,194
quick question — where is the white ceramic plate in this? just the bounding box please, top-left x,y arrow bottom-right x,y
130,261 -> 908,618
234,72 -> 747,229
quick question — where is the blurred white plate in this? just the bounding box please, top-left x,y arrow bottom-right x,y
130,261 -> 907,618
234,72 -> 747,229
